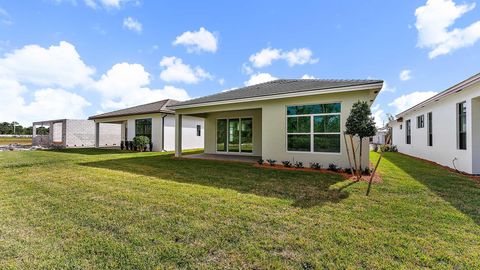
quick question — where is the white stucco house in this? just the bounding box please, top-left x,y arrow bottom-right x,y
169,79 -> 384,168
389,72 -> 480,175
89,99 -> 204,151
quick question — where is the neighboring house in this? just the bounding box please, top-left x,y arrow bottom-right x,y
89,99 -> 204,152
32,119 -> 120,148
390,72 -> 480,174
371,127 -> 389,145
169,79 -> 383,168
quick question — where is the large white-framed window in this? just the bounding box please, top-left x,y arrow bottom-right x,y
286,103 -> 341,153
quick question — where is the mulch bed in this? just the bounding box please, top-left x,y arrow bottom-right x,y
253,163 -> 382,183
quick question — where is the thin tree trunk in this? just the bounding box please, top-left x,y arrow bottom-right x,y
349,135 -> 359,181
344,133 -> 355,177
366,150 -> 382,196
358,137 -> 363,180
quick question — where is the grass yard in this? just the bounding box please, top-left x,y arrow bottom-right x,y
0,137 -> 32,145
0,149 -> 479,269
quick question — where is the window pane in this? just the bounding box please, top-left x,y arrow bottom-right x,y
322,103 -> 341,113
240,118 -> 253,153
287,135 -> 310,151
314,115 -> 340,133
287,116 -> 310,133
287,103 -> 341,115
135,118 -> 152,139
314,134 -> 340,153
216,119 -> 227,152
228,119 -> 240,152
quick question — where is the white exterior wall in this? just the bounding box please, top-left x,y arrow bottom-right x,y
164,115 -> 204,151
95,113 -> 204,152
391,82 -> 480,174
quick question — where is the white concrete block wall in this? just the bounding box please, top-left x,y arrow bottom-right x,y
98,123 -> 122,147
65,120 -> 95,147
391,82 -> 480,174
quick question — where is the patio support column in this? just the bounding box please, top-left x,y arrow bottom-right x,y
32,124 -> 36,137
175,114 -> 182,157
95,122 -> 100,148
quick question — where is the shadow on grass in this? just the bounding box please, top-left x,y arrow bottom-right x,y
81,154 -> 352,208
48,148 -> 137,155
383,152 -> 480,226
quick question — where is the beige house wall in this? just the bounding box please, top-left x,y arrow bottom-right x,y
176,89 -> 374,168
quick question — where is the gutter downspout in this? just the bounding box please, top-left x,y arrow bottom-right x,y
161,114 -> 167,151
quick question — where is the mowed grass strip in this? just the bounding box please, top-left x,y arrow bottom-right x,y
0,149 -> 479,269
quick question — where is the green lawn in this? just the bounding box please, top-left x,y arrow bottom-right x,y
0,149 -> 479,269
0,137 -> 32,145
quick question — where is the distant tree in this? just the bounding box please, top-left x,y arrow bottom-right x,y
36,127 -> 49,135
345,101 -> 377,180
0,122 -> 13,134
23,126 -> 33,135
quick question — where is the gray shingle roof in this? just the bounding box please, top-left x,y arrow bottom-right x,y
169,79 -> 383,108
89,99 -> 179,120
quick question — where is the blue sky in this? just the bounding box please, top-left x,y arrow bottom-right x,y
0,0 -> 479,126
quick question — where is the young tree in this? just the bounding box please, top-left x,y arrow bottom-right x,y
345,101 -> 377,180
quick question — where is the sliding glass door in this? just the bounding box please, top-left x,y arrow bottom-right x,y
217,118 -> 253,153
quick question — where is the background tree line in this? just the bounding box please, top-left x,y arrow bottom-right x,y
0,122 -> 49,135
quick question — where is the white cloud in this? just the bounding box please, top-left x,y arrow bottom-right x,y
249,48 -> 282,68
218,78 -> 225,85
415,0 -> 480,58
244,73 -> 278,86
159,56 -> 212,84
0,41 -> 192,125
0,41 -> 95,88
0,8 -> 12,25
173,27 -> 218,53
0,78 -> 90,126
123,17 -> 142,33
55,0 -> 138,9
249,47 -> 318,68
381,81 -> 396,93
282,48 -> 319,66
388,91 -> 438,113
301,74 -> 317,79
371,104 -> 386,128
95,62 -> 190,110
399,69 -> 412,81
242,63 -> 253,75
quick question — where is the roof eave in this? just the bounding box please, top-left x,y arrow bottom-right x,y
89,110 -> 174,120
169,82 -> 383,110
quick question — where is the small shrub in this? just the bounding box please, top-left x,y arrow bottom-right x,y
133,136 -> 150,151
328,163 -> 339,172
294,161 -> 304,168
362,167 -> 372,175
380,144 -> 398,152
344,168 -> 353,174
372,144 -> 379,152
257,159 -> 264,165
266,159 -> 277,166
310,162 -> 322,170
282,160 -> 292,168
120,141 -> 125,150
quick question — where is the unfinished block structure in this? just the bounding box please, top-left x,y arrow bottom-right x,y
32,119 -> 121,148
